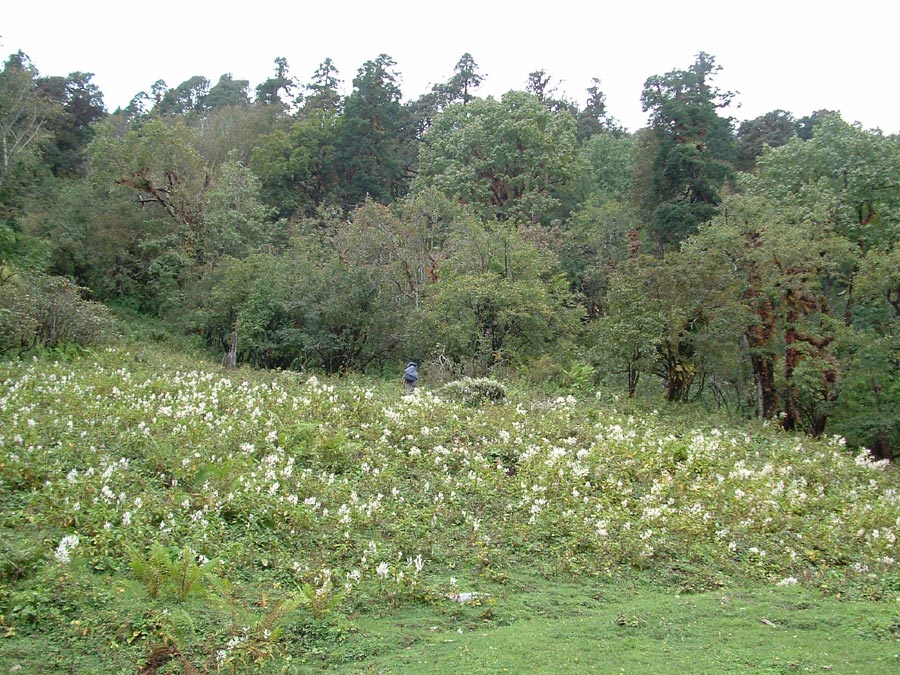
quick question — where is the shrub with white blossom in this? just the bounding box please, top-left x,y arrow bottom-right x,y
2,345 -> 899,670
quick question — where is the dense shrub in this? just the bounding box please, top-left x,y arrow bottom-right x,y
0,270 -> 116,354
440,376 -> 508,405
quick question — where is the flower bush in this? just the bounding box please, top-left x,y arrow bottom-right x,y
2,346 -> 899,669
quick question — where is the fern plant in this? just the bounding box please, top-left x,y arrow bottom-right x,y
127,542 -> 216,602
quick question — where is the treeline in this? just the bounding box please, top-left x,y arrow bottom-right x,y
1,49 -> 898,458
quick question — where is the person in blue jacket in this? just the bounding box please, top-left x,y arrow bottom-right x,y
403,361 -> 419,394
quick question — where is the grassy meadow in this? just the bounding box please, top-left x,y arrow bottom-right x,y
1,345 -> 899,673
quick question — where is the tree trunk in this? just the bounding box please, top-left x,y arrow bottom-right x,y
661,343 -> 694,402
743,247 -> 779,419
782,322 -> 801,432
222,321 -> 238,369
870,431 -> 892,462
780,275 -> 836,434
627,356 -> 640,397
751,350 -> 778,418
869,380 -> 892,461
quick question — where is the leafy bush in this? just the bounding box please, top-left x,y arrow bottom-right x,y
0,270 -> 116,355
441,376 -> 508,405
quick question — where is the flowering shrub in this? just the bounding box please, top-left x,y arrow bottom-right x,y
2,346 -> 899,669
440,377 -> 508,405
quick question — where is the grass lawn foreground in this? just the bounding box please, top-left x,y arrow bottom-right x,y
329,579 -> 900,674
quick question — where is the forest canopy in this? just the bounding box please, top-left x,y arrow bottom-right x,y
1,48 -> 898,459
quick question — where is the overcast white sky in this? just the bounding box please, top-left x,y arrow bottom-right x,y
4,1 -> 898,133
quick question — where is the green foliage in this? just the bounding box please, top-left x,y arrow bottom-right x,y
610,111 -> 899,445
830,330 -> 900,460
182,254 -> 257,352
154,74 -> 211,116
415,90 -> 579,225
794,108 -> 839,140
127,542 -> 216,602
747,114 -> 900,251
79,114 -> 280,314
596,249 -> 747,401
26,168 -> 164,310
0,52 -> 62,193
4,47 -> 900,465
671,192 -> 857,425
735,109 -> 795,171
255,56 -> 296,109
297,575 -> 345,617
35,71 -> 107,178
192,102 -> 282,169
440,377 -> 508,405
0,215 -> 46,273
203,73 -> 251,112
185,237 -> 401,372
717,118 -> 900,445
639,52 -> 736,249
572,131 -> 636,204
576,77 -> 620,142
335,54 -> 411,206
251,107 -> 341,219
852,246 -> 900,332
432,53 -> 484,108
337,191 -> 466,308
416,221 -> 583,375
303,58 -> 343,115
0,268 -> 116,355
592,259 -> 665,396
0,537 -> 43,585
200,160 -> 274,260
89,116 -> 207,236
560,196 -> 640,318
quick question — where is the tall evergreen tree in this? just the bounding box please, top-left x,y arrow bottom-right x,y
303,58 -> 342,115
735,109 -> 795,171
36,71 -> 107,177
408,54 -> 486,143
255,57 -> 295,108
639,52 -> 736,250
335,54 -> 410,206
576,78 -> 616,142
434,53 -> 483,107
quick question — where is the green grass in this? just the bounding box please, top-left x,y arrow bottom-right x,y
1,344 -> 899,673
3,576 -> 898,673
318,578 -> 900,674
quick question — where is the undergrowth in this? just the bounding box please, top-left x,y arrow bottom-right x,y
1,345 -> 898,672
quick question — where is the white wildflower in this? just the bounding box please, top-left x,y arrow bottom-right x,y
54,534 -> 79,564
